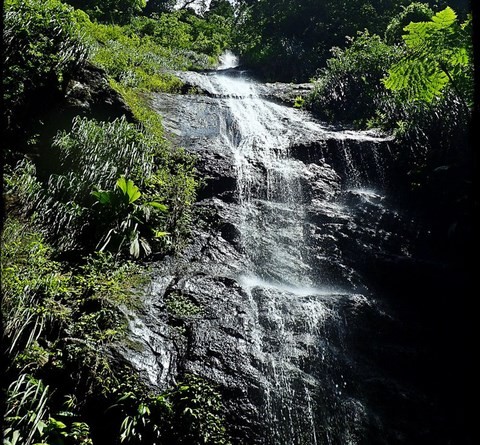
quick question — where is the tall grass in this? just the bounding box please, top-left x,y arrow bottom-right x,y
31,116 -> 159,250
5,116 -> 197,254
3,375 -> 50,445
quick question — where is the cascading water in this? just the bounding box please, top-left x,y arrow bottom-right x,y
139,57 -> 445,445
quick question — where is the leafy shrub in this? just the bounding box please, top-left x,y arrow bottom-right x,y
165,292 -> 202,317
376,6 -> 473,159
1,216 -> 146,445
308,4 -> 472,167
118,375 -> 231,445
10,116 -> 198,255
3,0 -> 89,129
88,25 -> 187,90
92,176 -> 169,257
4,372 -> 95,445
1,217 -> 72,365
1,217 -> 142,362
168,375 -> 231,445
3,374 -> 50,445
232,0 -> 410,81
385,2 -> 434,45
84,9 -> 232,86
309,31 -> 400,125
27,117 -> 156,252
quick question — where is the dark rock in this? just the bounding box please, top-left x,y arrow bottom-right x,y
64,62 -> 134,122
120,70 -> 466,445
257,82 -> 315,105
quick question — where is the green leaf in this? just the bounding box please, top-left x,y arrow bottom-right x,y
139,237 -> 152,256
117,177 -> 141,204
450,47 -> 469,66
129,235 -> 140,258
8,430 -> 20,445
403,21 -> 434,48
48,418 -> 67,430
385,7 -> 472,104
92,190 -> 111,204
154,231 -> 169,238
146,201 -> 168,212
431,7 -> 456,28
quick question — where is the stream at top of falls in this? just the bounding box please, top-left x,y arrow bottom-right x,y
136,59 -> 449,445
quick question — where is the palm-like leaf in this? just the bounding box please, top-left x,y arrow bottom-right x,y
117,176 -> 142,204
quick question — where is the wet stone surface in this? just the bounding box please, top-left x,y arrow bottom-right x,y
119,70 -> 457,445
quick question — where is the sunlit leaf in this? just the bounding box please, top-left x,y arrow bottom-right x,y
117,176 -> 141,204
431,6 -> 457,28
146,201 -> 168,212
91,190 -> 111,204
129,235 -> 140,258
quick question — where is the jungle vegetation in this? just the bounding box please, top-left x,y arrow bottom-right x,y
1,0 -> 474,444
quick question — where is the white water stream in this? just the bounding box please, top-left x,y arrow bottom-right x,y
145,56 -> 409,444
175,66 -> 374,443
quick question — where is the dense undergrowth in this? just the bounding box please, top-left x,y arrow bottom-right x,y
2,0 -> 232,444
232,0 -> 470,81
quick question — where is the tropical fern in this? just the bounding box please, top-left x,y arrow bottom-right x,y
384,7 -> 473,106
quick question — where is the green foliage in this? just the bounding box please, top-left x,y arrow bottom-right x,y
3,375 -> 50,445
3,0 -> 89,128
142,0 -> 177,17
308,3 -> 472,144
385,2 -> 434,45
384,7 -> 473,105
92,176 -> 169,258
1,217 -> 144,366
64,0 -> 147,24
233,0 -> 411,81
145,161 -> 199,251
3,374 -> 95,445
84,9 -> 232,84
118,392 -> 172,444
1,216 -> 148,445
309,31 -> 400,124
117,375 -> 231,445
109,80 -> 166,141
1,218 -> 72,365
4,159 -> 42,208
86,20 -> 188,91
165,293 -> 202,317
12,116 -> 197,255
169,375 -> 231,445
293,96 -> 305,109
27,117 -> 154,251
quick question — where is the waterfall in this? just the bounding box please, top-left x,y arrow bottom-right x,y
145,61 -> 432,445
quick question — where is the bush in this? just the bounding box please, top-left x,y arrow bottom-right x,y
27,118 -> 154,252
309,31 -> 400,125
84,9 -> 232,83
118,374 -> 231,445
3,0 -> 89,129
6,116 -> 197,256
1,216 -> 146,445
385,2 -> 434,45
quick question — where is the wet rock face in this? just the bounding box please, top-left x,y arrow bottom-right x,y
257,82 -> 315,106
122,71 -> 458,445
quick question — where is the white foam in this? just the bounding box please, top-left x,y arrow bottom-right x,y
239,274 -> 346,297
